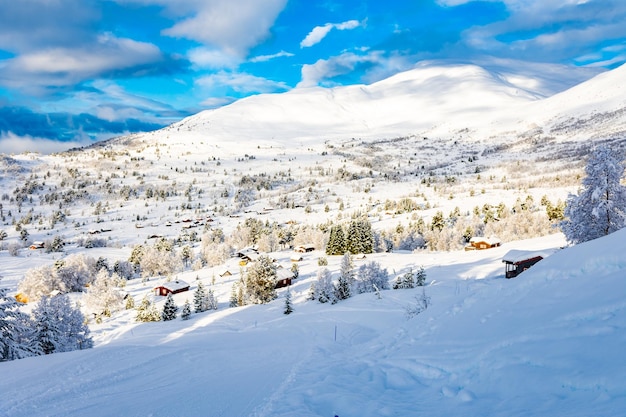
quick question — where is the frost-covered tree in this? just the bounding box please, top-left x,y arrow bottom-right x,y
283,288 -> 294,315
161,293 -> 178,321
181,299 -> 191,320
355,261 -> 389,294
55,254 -> 97,292
334,253 -> 354,301
346,219 -> 373,254
84,270 -> 124,318
243,255 -> 277,304
207,288 -> 218,310
561,145 -> 626,244
393,266 -> 426,289
135,295 -> 161,322
311,267 -> 336,304
193,281 -> 209,313
326,225 -> 346,255
0,280 -> 40,361
140,245 -> 181,278
32,295 -> 93,354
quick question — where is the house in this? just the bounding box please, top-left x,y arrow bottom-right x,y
294,244 -> 316,253
465,236 -> 501,251
502,250 -> 551,278
219,270 -> 232,277
275,268 -> 295,289
154,280 -> 190,296
29,241 -> 44,250
290,253 -> 303,262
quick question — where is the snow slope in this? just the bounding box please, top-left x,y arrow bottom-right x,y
1,230 -> 624,417
153,61 -> 626,149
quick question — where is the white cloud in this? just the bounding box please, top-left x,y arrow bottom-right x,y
298,51 -> 394,88
117,0 -> 288,57
300,20 -> 362,48
1,34 -> 163,91
0,132 -> 92,155
188,47 -> 241,69
249,50 -> 295,63
196,71 -> 290,94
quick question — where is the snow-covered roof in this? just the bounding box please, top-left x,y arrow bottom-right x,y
502,249 -> 555,264
277,269 -> 294,280
155,280 -> 190,292
470,236 -> 501,245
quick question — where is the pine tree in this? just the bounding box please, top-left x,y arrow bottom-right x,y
194,281 -> 209,313
125,295 -> 135,310
283,289 -> 294,315
346,219 -> 374,254
207,288 -> 218,310
32,295 -> 92,354
415,266 -> 426,286
229,283 -> 239,307
1,280 -> 41,361
326,225 -> 346,255
161,293 -> 178,321
181,299 -> 191,320
136,295 -> 161,322
561,145 -> 626,244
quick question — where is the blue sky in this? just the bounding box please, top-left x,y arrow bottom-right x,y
1,0 -> 625,152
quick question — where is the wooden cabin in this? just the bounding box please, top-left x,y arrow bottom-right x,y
465,236 -> 501,251
294,244 -> 316,253
29,241 -> 44,250
275,268 -> 295,288
502,250 -> 548,278
154,280 -> 190,296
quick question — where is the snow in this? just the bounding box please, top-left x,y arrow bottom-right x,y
1,60 -> 626,416
1,230 -> 625,416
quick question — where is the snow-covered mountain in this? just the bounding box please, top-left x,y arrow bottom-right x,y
136,61 -> 626,149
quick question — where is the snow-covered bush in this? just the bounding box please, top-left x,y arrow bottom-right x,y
243,255 -> 277,304
83,269 -> 125,319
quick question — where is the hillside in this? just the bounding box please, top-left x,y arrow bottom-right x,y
1,61 -> 625,416
1,229 -> 625,416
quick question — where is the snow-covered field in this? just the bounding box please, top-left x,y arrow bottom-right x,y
1,61 -> 626,416
1,230 -> 625,417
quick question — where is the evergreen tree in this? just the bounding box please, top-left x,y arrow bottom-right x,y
326,225 -> 346,255
207,288 -> 218,310
1,280 -> 40,361
283,288 -> 294,315
135,295 -> 161,322
346,219 -> 374,254
393,269 -> 414,289
561,145 -> 626,244
229,283 -> 239,307
32,295 -> 93,354
415,266 -> 426,286
431,211 -> 445,231
290,262 -> 299,279
340,252 -> 355,285
125,295 -> 135,310
161,293 -> 178,321
194,281 -> 209,313
243,255 -> 277,304
181,299 -> 191,320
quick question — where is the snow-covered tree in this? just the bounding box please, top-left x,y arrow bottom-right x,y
32,295 -> 93,354
355,261 -> 389,294
284,288 -> 294,315
207,288 -> 218,310
311,267 -> 336,304
334,253 -> 354,301
243,255 -> 277,304
181,299 -> 191,320
326,225 -> 346,255
0,280 -> 40,361
83,269 -> 124,318
135,295 -> 161,322
346,219 -> 373,254
55,254 -> 97,292
193,281 -> 209,313
161,293 -> 178,321
561,145 -> 626,244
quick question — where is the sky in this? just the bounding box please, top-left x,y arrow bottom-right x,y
1,0 -> 626,153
